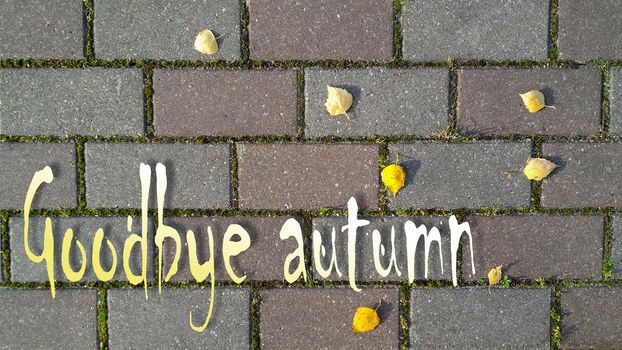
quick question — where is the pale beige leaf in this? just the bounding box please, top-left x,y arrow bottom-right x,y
488,265 -> 502,287
194,29 -> 218,55
523,157 -> 557,181
324,85 -> 353,117
519,90 -> 553,113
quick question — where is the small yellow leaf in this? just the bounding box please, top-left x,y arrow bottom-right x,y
519,90 -> 550,113
324,85 -> 353,118
488,265 -> 502,287
352,307 -> 380,333
381,164 -> 405,197
194,29 -> 218,55
523,157 -> 557,181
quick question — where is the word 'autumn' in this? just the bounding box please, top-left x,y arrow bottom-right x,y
23,163 -> 475,332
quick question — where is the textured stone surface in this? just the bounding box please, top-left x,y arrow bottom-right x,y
154,69 -> 298,136
312,217 -> 451,281
457,68 -> 602,136
161,216 -> 299,282
402,0 -> 549,61
85,143 -> 230,209
237,143 -> 379,210
10,217 -> 154,282
560,287 -> 622,349
541,142 -> 622,208
388,142 -> 532,209
558,0 -> 622,62
108,288 -> 250,349
0,69 -> 144,136
260,287 -> 399,349
305,68 -> 449,137
462,215 -> 603,281
610,68 -> 622,136
411,287 -> 551,349
0,142 -> 77,209
612,215 -> 622,278
94,0 -> 241,60
248,0 -> 393,61
0,289 -> 98,349
0,0 -> 83,59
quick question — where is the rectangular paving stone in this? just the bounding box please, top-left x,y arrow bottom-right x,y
161,216 -> 300,282
388,142 -> 532,209
541,142 -> 622,208
94,0 -> 241,60
0,0 -> 83,59
85,143 -> 230,209
611,215 -> 622,278
609,67 -> 622,136
0,289 -> 98,349
10,217 -> 154,282
411,287 -> 551,349
560,287 -> 622,348
558,0 -> 622,62
457,68 -> 602,136
237,143 -> 379,210
305,68 -> 449,137
108,288 -> 250,349
402,0 -> 549,61
260,287 -> 399,349
312,217 -> 451,282
248,0 -> 393,61
0,142 -> 77,209
462,215 -> 604,281
0,68 -> 145,136
154,69 -> 298,137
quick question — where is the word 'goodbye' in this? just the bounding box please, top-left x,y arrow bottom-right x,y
23,163 -> 475,332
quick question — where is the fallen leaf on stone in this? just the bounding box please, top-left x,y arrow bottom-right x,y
523,157 -> 557,181
488,265 -> 502,291
382,163 -> 405,197
194,29 -> 218,55
352,306 -> 380,333
324,85 -> 352,119
519,90 -> 554,113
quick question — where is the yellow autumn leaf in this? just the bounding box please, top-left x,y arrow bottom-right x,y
523,157 -> 557,181
519,90 -> 554,113
194,29 -> 218,55
324,85 -> 352,118
382,163 -> 405,197
352,306 -> 380,333
488,265 -> 502,287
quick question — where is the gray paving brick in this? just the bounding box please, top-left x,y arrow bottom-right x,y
161,216 -> 300,282
0,289 -> 98,349
237,143 -> 378,210
85,143 -> 230,209
0,69 -> 144,136
457,68 -> 602,136
560,286 -> 622,349
611,215 -> 622,278
108,288 -> 250,349
260,287 -> 399,349
388,142 -> 532,209
402,0 -> 549,61
94,0 -> 241,60
312,217 -> 451,281
248,0 -> 393,61
610,68 -> 622,136
304,68 -> 449,137
10,217 -> 154,282
0,142 -> 77,209
0,0 -> 83,59
154,69 -> 297,137
411,287 -> 551,349
462,215 -> 603,281
558,0 -> 622,62
541,142 -> 622,208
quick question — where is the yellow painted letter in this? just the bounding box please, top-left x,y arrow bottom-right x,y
187,228 -> 215,332
222,224 -> 251,283
154,163 -> 181,293
280,218 -> 307,283
61,228 -> 86,281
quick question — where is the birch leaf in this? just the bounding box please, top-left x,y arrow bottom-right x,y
519,90 -> 554,113
352,307 -> 380,333
324,85 -> 352,118
382,163 -> 405,197
194,29 -> 218,55
488,265 -> 502,288
523,157 -> 557,181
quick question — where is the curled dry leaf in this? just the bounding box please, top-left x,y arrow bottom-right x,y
519,90 -> 554,113
382,163 -> 405,197
523,157 -> 557,181
488,265 -> 502,291
194,29 -> 218,55
352,306 -> 380,333
324,85 -> 353,118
